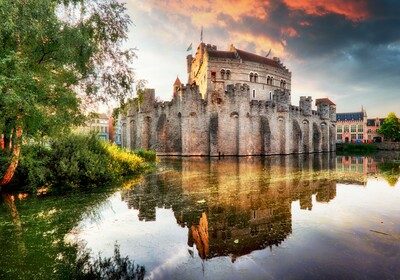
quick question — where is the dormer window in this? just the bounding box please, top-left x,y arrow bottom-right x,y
221,69 -> 225,80
249,72 -> 254,82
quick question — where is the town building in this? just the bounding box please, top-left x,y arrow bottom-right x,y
120,42 -> 336,155
336,109 -> 385,143
77,113 -> 110,141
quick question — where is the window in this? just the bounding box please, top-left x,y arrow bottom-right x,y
280,79 -> 286,88
351,134 -> 357,140
211,71 -> 216,81
249,72 -> 254,82
358,124 -> 363,132
351,125 -> 356,132
254,73 -> 258,83
220,69 -> 225,80
367,128 -> 372,133
337,125 -> 342,133
344,125 -> 349,132
368,135 -> 372,140
252,89 -> 256,98
105,127 -> 108,133
358,134 -> 363,140
337,134 -> 342,140
267,76 -> 271,85
269,91 -> 272,100
226,70 -> 230,80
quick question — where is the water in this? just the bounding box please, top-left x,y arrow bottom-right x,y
1,154 -> 400,279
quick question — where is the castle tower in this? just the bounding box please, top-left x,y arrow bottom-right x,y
173,76 -> 182,97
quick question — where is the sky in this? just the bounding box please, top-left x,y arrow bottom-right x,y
120,0 -> 400,117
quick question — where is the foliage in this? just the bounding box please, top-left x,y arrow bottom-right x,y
0,185 -> 145,279
336,143 -> 377,155
134,149 -> 158,163
65,244 -> 145,280
0,0 -> 135,185
377,112 -> 400,142
14,133 -> 156,191
377,161 -> 400,186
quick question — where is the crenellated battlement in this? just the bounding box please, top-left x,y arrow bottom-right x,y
120,43 -> 336,155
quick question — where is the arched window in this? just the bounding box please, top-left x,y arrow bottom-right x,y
267,76 -> 271,85
283,80 -> 286,89
269,91 -> 272,100
249,72 -> 254,82
270,76 -> 274,86
254,73 -> 258,83
226,70 -> 231,80
221,69 -> 225,80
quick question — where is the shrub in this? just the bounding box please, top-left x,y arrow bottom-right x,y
134,149 -> 157,162
14,133 -> 156,191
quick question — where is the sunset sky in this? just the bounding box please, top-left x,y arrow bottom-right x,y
122,0 -> 400,117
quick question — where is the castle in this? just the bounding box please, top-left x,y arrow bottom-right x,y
120,42 -> 336,155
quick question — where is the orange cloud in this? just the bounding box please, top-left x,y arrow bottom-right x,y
145,0 -> 270,27
281,27 -> 298,37
284,0 -> 369,21
228,31 -> 287,58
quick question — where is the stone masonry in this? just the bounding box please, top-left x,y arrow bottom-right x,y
120,43 -> 336,156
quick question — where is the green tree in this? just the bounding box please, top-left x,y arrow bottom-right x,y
377,112 -> 400,142
0,0 -> 135,187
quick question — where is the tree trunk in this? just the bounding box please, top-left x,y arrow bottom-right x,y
1,124 -> 22,187
1,193 -> 26,254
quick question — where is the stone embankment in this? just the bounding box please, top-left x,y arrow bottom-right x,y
376,142 -> 400,150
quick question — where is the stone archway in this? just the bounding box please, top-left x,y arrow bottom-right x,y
292,120 -> 302,153
312,122 -> 321,152
260,116 -> 271,155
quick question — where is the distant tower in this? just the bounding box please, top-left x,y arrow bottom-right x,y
173,76 -> 182,97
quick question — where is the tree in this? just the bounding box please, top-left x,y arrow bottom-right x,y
377,112 -> 400,142
0,0 -> 136,187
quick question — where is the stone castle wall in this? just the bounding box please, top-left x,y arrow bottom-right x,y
120,83 -> 336,156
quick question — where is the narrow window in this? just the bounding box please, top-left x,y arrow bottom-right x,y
211,71 -> 216,81
221,69 -> 225,80
254,73 -> 258,83
226,70 -> 230,80
249,72 -> 254,82
252,89 -> 256,98
269,91 -> 272,100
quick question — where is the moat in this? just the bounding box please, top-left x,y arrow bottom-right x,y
1,153 -> 400,279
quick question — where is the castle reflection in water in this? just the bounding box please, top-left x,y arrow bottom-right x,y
120,154 -> 384,261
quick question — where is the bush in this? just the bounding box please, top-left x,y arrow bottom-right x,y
14,133 -> 156,191
134,149 -> 157,162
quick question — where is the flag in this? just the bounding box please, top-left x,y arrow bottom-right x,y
266,48 -> 271,58
186,42 -> 192,52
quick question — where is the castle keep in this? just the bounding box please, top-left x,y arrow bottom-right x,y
120,43 -> 336,155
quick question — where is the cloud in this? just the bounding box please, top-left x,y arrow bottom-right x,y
124,0 -> 400,116
284,0 -> 370,21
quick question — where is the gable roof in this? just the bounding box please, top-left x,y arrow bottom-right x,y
206,47 -> 285,69
235,49 -> 284,69
336,112 -> 364,122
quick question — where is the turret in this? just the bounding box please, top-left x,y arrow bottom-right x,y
299,96 -> 313,116
173,76 -> 182,97
186,55 -> 193,84
315,98 -> 335,120
273,89 -> 291,112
